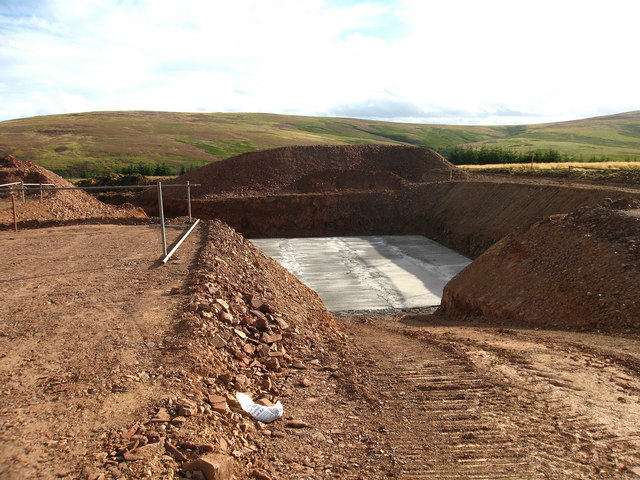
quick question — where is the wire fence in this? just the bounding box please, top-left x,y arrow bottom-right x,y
1,181 -> 201,263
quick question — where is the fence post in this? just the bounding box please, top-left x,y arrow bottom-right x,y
20,181 -> 25,203
157,181 -> 167,256
11,194 -> 18,232
187,181 -> 192,222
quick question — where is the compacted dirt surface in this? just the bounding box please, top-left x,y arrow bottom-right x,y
0,224 -> 201,478
342,315 -> 640,479
2,220 -> 640,480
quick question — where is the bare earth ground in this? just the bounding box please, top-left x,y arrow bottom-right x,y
2,224 -> 640,479
0,225 -> 200,478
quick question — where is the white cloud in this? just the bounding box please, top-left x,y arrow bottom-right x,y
388,0 -> 640,122
0,0 -> 639,124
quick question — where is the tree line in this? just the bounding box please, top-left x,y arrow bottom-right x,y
439,146 -> 627,165
56,161 -> 206,178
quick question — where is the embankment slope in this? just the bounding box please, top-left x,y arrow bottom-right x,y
439,199 -> 640,332
154,180 -> 640,259
137,144 -> 462,202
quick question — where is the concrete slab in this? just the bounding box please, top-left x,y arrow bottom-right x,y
250,236 -> 471,314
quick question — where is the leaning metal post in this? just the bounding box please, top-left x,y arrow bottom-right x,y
161,218 -> 200,264
157,181 -> 167,256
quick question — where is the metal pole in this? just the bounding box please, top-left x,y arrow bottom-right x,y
157,181 -> 167,256
161,218 -> 200,264
187,181 -> 192,223
40,184 -> 43,201
20,181 -> 25,203
6,183 -> 199,192
11,195 -> 18,232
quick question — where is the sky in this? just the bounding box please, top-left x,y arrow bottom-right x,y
1,0 -> 639,125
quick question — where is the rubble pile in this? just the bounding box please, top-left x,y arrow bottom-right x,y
0,154 -> 146,227
92,220 -> 364,479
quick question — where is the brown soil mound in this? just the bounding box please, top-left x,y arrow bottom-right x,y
0,155 -> 146,227
136,145 -> 462,204
292,168 -> 405,193
438,198 -> 640,332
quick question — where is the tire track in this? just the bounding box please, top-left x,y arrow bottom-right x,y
346,321 -> 639,479
348,322 -> 541,479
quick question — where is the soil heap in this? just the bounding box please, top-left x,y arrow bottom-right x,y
136,144 -> 463,203
0,155 -> 146,227
439,198 -> 640,332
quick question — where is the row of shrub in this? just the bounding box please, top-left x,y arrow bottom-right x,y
439,146 -> 636,165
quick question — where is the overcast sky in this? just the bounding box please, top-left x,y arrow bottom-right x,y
1,0 -> 639,125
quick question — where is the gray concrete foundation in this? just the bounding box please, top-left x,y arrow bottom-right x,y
250,236 -> 471,314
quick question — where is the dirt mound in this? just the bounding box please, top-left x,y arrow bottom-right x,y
438,199 -> 640,332
136,145 -> 462,205
0,155 -> 146,227
292,168 -> 405,193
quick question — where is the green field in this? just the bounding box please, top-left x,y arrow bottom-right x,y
1,110 -> 639,176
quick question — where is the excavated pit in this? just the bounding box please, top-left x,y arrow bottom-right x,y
3,145 -> 640,478
132,144 -> 640,331
250,235 -> 471,314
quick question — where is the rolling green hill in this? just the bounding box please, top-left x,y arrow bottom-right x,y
0,110 -> 639,176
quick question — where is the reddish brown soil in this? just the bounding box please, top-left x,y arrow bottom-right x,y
0,155 -> 146,228
0,224 -> 200,479
2,221 -> 640,480
292,168 -> 405,193
2,147 -> 640,478
439,199 -> 640,333
135,145 -> 464,205
133,146 -> 640,259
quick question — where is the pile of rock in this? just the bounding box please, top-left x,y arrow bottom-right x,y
93,220 -> 342,479
0,154 -> 146,227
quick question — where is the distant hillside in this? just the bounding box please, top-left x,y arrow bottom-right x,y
0,110 -> 639,175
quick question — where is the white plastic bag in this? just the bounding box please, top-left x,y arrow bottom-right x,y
235,392 -> 283,423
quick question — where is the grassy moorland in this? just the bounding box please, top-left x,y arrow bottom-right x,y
0,110 -> 639,176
